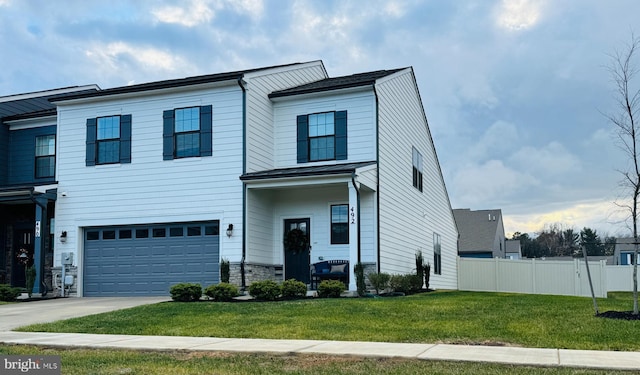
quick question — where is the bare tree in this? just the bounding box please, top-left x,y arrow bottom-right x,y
607,34 -> 640,315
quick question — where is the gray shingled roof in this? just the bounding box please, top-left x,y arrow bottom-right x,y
269,69 -> 405,98
50,62 -> 314,102
453,208 -> 503,252
1,88 -> 98,121
240,161 -> 376,181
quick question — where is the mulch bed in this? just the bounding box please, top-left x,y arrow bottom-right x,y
596,311 -> 640,320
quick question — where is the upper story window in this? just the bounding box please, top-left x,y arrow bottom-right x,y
330,204 -> 349,244
86,115 -> 132,166
97,116 -> 121,164
412,147 -> 423,192
297,110 -> 347,163
163,105 -> 212,160
35,135 -> 55,178
433,232 -> 442,275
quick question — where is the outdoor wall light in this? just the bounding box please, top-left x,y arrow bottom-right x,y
226,224 -> 234,238
60,231 -> 67,243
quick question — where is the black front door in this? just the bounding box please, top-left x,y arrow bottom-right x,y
284,218 -> 310,284
12,228 -> 33,288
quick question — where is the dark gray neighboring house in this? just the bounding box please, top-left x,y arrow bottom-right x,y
453,208 -> 506,259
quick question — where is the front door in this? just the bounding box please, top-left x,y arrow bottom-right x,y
12,228 -> 34,288
284,218 -> 310,284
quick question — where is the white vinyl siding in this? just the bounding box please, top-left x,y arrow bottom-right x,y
54,84 -> 245,270
244,63 -> 327,173
273,90 -> 376,169
376,69 -> 458,290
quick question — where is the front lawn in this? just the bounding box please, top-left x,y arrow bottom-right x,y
0,345 -> 625,375
18,291 -> 640,351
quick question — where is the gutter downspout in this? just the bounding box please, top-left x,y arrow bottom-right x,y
238,77 -> 247,291
373,85 -> 381,272
351,172 -> 361,262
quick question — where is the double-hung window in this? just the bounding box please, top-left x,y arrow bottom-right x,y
331,204 -> 349,244
86,114 -> 132,166
412,147 -> 423,192
433,233 -> 442,275
97,116 -> 121,164
35,135 -> 55,178
163,105 -> 212,159
297,110 -> 347,163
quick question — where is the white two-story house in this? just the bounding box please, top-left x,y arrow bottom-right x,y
8,60 -> 457,296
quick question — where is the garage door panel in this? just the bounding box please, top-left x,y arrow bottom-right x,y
84,221 -> 220,296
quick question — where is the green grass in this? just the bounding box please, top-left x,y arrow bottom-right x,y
18,291 -> 640,351
0,345 -> 629,375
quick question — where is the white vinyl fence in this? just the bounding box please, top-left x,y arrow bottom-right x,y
457,257 -> 613,298
606,265 -> 636,293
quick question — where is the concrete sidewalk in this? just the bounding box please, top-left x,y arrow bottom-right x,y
1,298 -> 639,370
1,331 -> 640,370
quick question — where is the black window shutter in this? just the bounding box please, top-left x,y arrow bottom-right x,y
86,118 -> 97,166
335,110 -> 347,160
297,115 -> 308,163
163,110 -> 175,160
200,105 -> 212,156
120,114 -> 132,164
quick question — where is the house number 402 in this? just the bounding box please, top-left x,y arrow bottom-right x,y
350,207 -> 356,224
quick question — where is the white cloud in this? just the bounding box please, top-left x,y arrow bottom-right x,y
503,198 -> 628,237
228,0 -> 264,19
468,120 -> 519,161
495,0 -> 546,31
85,41 -> 189,73
509,141 -> 581,177
451,159 -> 539,208
152,0 -> 215,27
0,0 -> 11,6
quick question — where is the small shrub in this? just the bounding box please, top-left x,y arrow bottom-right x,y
248,280 -> 281,301
424,262 -> 431,290
389,274 -> 422,295
220,258 -> 230,283
204,282 -> 239,302
354,263 -> 366,297
317,280 -> 345,298
0,284 -> 21,302
169,283 -> 202,302
26,265 -> 36,297
281,279 -> 307,299
367,272 -> 390,295
415,251 -> 425,287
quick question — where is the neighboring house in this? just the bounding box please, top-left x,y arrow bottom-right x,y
2,61 -> 458,296
614,238 -> 638,265
453,208 -> 505,258
505,239 -> 522,260
0,86 -> 99,293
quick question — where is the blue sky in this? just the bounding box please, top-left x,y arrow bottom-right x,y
1,0 -> 638,237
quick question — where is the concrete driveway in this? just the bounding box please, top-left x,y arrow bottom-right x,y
0,297 -> 168,331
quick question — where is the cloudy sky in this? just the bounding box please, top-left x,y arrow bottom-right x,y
1,0 -> 638,237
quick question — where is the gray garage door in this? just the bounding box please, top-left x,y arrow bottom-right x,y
84,221 -> 220,296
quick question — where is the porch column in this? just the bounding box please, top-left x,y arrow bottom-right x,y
348,182 -> 359,291
32,196 -> 48,295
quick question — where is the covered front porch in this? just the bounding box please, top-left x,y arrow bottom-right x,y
0,185 -> 56,295
241,162 -> 378,291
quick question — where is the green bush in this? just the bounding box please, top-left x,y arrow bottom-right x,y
26,265 -> 36,297
281,279 -> 307,299
248,280 -> 281,301
389,274 -> 422,295
317,280 -> 345,298
204,282 -> 239,302
0,284 -> 21,302
424,262 -> 431,290
367,272 -> 390,295
220,258 -> 230,283
169,283 -> 202,302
